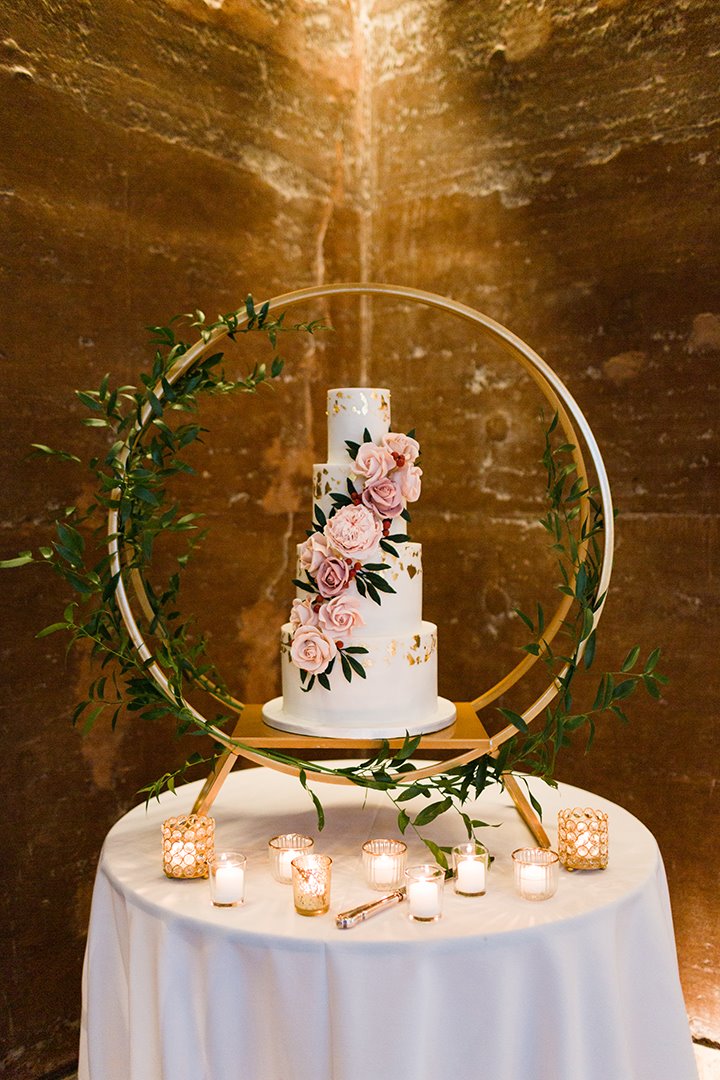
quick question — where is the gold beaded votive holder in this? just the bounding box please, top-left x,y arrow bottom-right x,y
557,807 -> 609,871
162,814 -> 215,879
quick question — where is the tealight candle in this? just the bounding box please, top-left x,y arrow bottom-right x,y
209,851 -> 247,907
512,848 -> 559,901
452,841 -> 489,896
362,839 -> 407,891
405,865 -> 445,922
268,834 -> 314,884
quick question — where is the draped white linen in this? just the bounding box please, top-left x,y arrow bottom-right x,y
79,766 -> 697,1080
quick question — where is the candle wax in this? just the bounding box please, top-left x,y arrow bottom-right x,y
213,865 -> 245,904
456,858 -> 486,894
373,854 -> 396,886
279,849 -> 298,880
520,863 -> 546,897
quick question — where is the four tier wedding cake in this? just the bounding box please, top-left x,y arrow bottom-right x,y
262,388 -> 456,738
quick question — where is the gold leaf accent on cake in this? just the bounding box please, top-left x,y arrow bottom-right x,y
407,564 -> 417,579
413,634 -> 421,649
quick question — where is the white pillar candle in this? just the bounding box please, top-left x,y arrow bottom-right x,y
213,865 -> 245,905
408,879 -> 441,919
279,849 -> 298,881
456,858 -> 486,894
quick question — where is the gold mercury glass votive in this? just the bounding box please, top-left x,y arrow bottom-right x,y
558,807 -> 609,870
362,838 -> 407,891
268,834 -> 315,884
162,814 -> 215,879
292,854 -> 332,916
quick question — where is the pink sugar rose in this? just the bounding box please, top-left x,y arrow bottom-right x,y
317,594 -> 365,639
290,624 -> 337,675
289,598 -> 319,632
397,463 -> 422,502
382,431 -> 420,465
316,555 -> 352,598
353,441 -> 395,483
324,504 -> 382,560
361,475 -> 404,520
298,532 -> 330,576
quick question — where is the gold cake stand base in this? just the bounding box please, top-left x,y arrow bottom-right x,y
191,703 -> 551,849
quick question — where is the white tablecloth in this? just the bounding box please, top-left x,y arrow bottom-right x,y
79,765 -> 697,1080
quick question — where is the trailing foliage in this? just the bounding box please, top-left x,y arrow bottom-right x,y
2,302 -> 666,867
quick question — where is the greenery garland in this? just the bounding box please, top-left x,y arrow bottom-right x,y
2,300 -> 666,866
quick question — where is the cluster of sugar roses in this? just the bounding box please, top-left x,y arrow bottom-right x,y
288,429 -> 422,691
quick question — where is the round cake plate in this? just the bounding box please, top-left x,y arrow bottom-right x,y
261,696 -> 457,741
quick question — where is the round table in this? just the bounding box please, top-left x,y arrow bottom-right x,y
79,765 -> 698,1080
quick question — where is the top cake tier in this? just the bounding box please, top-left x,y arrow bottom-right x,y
326,388 -> 391,463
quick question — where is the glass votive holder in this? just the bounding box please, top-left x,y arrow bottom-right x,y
405,864 -> 445,922
362,838 -> 407,891
557,807 -> 609,870
452,841 -> 489,896
292,854 -> 332,916
162,814 -> 215,879
512,848 -> 560,901
209,851 -> 247,907
268,834 -> 315,884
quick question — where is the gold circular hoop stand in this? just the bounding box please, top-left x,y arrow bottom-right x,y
108,283 -> 614,794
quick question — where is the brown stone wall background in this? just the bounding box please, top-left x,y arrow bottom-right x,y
1,1 -> 718,1075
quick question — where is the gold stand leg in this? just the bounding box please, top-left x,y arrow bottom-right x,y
502,773 -> 551,848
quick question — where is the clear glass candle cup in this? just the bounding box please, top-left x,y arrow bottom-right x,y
268,834 -> 314,884
209,851 -> 247,907
405,864 -> 445,922
452,841 -> 489,896
291,854 -> 332,917
512,847 -> 560,901
362,838 -> 407,891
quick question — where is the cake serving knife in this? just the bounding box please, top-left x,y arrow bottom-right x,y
335,888 -> 406,929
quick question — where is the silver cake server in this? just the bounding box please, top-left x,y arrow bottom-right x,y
335,888 -> 406,929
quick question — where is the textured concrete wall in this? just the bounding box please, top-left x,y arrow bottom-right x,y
1,0 -> 718,1075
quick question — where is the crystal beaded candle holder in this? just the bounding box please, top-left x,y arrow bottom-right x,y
292,854 -> 332,916
209,851 -> 247,907
405,865 -> 445,922
362,838 -> 407,891
512,848 -> 559,901
268,834 -> 314,884
452,841 -> 489,896
162,814 -> 215,879
558,807 -> 609,870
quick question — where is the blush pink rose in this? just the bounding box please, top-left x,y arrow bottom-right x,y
317,594 -> 365,639
298,532 -> 330,576
361,475 -> 404,520
289,598 -> 319,632
353,442 -> 395,483
382,431 -> 420,465
397,463 -> 422,502
324,504 -> 382,559
290,624 -> 337,674
316,555 -> 352,598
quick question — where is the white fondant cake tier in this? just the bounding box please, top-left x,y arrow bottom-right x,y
326,388 -> 390,462
263,621 -> 456,739
294,542 -> 422,635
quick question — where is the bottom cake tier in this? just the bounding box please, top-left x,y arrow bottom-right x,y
262,620 -> 457,739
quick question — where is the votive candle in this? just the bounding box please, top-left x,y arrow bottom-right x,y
268,834 -> 314,884
452,841 -> 489,896
405,865 -> 445,922
512,848 -> 559,901
292,854 -> 332,917
209,851 -> 247,907
362,838 -> 407,891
